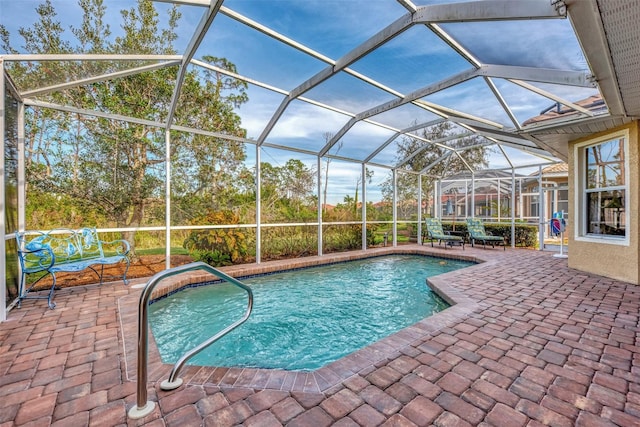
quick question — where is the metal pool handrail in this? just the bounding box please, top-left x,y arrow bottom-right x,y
128,261 -> 253,420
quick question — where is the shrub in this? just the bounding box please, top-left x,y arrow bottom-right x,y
190,249 -> 232,267
261,226 -> 318,260
438,221 -> 538,247
183,210 -> 249,265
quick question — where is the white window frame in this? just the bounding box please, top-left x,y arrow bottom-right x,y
574,130 -> 629,246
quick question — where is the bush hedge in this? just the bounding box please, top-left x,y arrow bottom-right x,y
436,221 -> 538,247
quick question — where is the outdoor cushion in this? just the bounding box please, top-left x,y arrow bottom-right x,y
424,218 -> 463,249
465,218 -> 505,250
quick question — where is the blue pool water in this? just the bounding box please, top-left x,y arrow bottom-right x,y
149,255 -> 472,371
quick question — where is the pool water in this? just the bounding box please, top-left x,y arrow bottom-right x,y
149,255 -> 472,371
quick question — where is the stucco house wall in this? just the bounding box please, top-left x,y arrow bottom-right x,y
568,121 -> 639,284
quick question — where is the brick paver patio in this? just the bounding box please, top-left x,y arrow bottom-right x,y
1,245 -> 639,426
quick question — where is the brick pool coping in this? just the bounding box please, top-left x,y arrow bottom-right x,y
118,246 -> 488,394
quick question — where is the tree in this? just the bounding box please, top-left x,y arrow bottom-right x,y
2,0 -> 249,255
321,132 -> 342,214
260,159 -> 316,222
382,121 -> 487,216
353,167 -> 374,216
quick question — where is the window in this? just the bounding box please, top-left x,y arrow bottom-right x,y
557,188 -> 569,215
529,195 -> 539,217
577,134 -> 627,241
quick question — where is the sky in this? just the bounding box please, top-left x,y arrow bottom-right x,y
0,0 -> 600,203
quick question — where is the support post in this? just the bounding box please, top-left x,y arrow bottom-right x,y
511,169 -> 516,248
538,165 -> 545,250
392,169 -> 397,246
317,156 -> 323,256
255,146 -> 261,263
361,162 -> 367,250
0,62 -> 6,322
434,180 -> 439,219
417,174 -> 422,245
18,102 -> 25,235
471,173 -> 475,218
497,178 -> 501,222
164,130 -> 171,269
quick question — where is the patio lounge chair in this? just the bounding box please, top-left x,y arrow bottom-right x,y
466,218 -> 505,250
423,217 -> 464,249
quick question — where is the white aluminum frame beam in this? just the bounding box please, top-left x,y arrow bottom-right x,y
412,1 -> 566,24
509,79 -> 596,115
154,0 -> 210,6
165,0 -> 223,128
395,132 -> 474,169
455,151 -> 474,173
415,100 -> 504,129
320,67 -> 480,156
25,99 -> 255,145
3,69 -> 22,100
420,150 -> 454,174
475,134 -> 555,159
221,1 -> 562,160
479,64 -> 595,88
363,119 -> 445,163
427,23 -> 481,68
0,61 -> 5,322
256,12 -> 415,145
22,60 -> 181,98
197,58 -> 500,160
1,54 -> 182,61
483,77 -> 522,130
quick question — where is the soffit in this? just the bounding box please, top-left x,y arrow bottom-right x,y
518,0 -> 640,161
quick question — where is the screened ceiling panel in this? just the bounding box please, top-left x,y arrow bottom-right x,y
232,85 -> 289,140
9,60 -> 179,96
484,144 -> 553,171
198,12 -> 328,89
266,99 -> 350,152
259,146 -> 317,176
522,81 -> 601,102
490,79 -> 581,125
303,70 -> 397,113
347,25 -> 472,94
38,65 -> 179,122
0,0 -> 154,52
440,19 -> 588,70
222,0 -> 407,60
368,135 -> 408,167
420,77 -> 514,126
327,121 -> 398,161
367,103 -> 442,131
322,158 -> 365,206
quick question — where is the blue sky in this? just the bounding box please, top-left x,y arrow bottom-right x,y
1,0 -> 599,203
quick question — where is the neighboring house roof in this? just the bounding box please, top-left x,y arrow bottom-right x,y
526,162 -> 568,179
542,163 -> 568,174
373,201 -> 390,209
543,164 -> 569,180
523,95 -> 606,126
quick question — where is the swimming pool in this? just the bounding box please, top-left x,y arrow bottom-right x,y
149,255 -> 472,371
